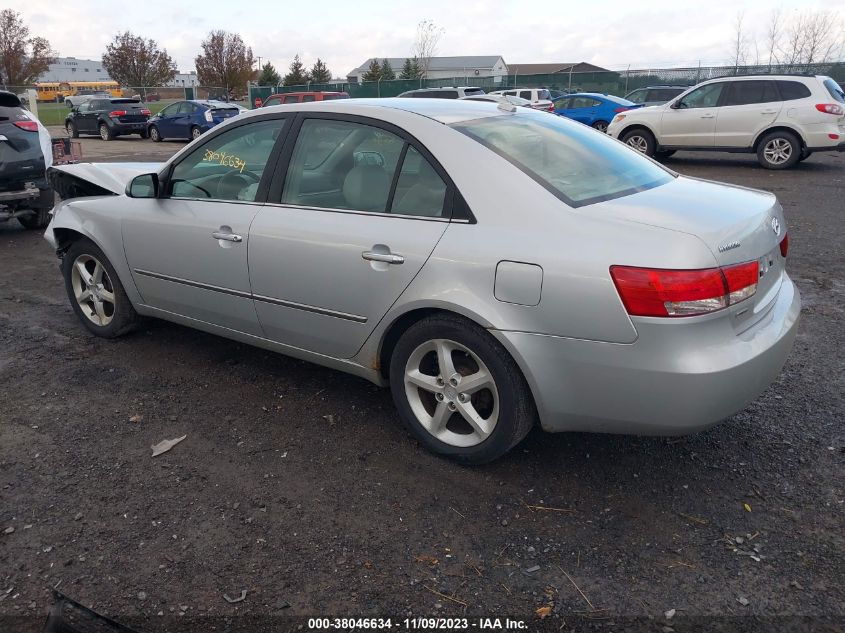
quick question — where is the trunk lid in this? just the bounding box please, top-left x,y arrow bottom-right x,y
0,106 -> 45,191
595,175 -> 787,330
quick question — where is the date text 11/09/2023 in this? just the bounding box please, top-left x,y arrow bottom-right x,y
308,618 -> 528,631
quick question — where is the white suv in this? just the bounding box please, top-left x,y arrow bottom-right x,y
607,75 -> 845,169
489,88 -> 554,111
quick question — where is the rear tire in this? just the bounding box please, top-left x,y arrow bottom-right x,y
757,131 -> 801,169
591,120 -> 609,133
621,128 -> 656,157
149,126 -> 162,142
99,122 -> 114,141
62,238 -> 139,338
139,128 -> 149,139
389,314 -> 536,464
66,121 -> 78,138
655,149 -> 676,159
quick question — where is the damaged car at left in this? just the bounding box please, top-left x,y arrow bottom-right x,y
0,90 -> 54,229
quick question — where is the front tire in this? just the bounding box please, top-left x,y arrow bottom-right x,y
389,314 -> 536,464
149,126 -> 162,142
99,122 -> 115,141
62,238 -> 138,338
621,128 -> 656,157
757,131 -> 801,169
66,121 -> 79,138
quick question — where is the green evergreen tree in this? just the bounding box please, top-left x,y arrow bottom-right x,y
410,56 -> 424,79
399,58 -> 414,79
257,62 -> 281,87
310,58 -> 332,83
283,54 -> 310,86
361,58 -> 382,81
380,58 -> 395,80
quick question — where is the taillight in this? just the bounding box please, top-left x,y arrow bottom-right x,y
109,110 -> 127,117
610,261 -> 759,317
204,110 -> 213,123
13,120 -> 39,132
140,109 -> 151,116
815,103 -> 844,115
548,103 -> 555,112
779,233 -> 789,258
613,107 -> 630,113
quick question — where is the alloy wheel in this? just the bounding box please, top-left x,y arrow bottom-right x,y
100,125 -> 109,140
593,121 -> 608,133
192,127 -> 201,140
764,138 -> 792,165
70,254 -> 116,327
403,338 -> 499,448
626,135 -> 648,153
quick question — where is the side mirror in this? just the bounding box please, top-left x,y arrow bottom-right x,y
670,100 -> 686,110
126,173 -> 159,198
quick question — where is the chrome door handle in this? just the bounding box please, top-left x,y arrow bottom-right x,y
700,114 -> 715,118
362,251 -> 404,265
212,231 -> 243,243
761,110 -> 777,114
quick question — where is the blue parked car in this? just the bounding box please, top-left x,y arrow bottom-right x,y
147,100 -> 242,142
552,93 -> 641,133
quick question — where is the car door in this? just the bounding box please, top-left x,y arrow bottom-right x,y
122,116 -> 290,335
155,103 -> 180,137
248,114 -> 452,358
171,102 -> 196,138
77,101 -> 99,133
714,80 -> 782,148
659,82 -> 725,147
563,97 -> 595,124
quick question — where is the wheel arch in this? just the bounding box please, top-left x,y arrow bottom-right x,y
752,125 -> 806,152
618,123 -> 657,141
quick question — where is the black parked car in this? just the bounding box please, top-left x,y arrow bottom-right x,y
65,98 -> 151,140
0,91 -> 53,229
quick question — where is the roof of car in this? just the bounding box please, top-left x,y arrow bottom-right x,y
630,85 -> 688,90
241,97 -> 508,124
267,91 -> 347,97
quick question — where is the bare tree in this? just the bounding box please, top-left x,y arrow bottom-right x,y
778,9 -> 844,67
0,9 -> 56,86
730,11 -> 750,70
765,7 -> 784,67
411,20 -> 444,78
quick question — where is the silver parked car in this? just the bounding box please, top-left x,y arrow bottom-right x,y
45,99 -> 800,463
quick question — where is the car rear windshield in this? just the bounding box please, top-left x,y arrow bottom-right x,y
211,107 -> 240,116
822,78 -> 845,104
110,98 -> 141,104
451,112 -> 674,207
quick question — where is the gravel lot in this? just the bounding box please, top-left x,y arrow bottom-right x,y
1,132 -> 843,631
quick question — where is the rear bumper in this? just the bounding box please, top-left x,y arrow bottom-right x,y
807,141 -> 845,152
492,275 -> 801,435
108,120 -> 149,134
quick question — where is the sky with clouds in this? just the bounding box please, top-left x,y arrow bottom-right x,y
7,0 -> 839,78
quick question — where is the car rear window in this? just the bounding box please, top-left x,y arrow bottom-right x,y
775,81 -> 812,100
211,107 -> 240,117
464,88 -> 485,96
110,98 -> 141,104
322,93 -> 349,100
452,111 -> 674,207
0,92 -> 22,108
822,78 -> 845,104
537,89 -> 551,100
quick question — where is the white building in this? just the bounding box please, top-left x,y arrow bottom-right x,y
38,57 -> 111,82
348,56 -> 508,83
167,72 -> 200,88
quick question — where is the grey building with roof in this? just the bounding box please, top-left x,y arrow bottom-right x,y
348,56 -> 508,83
38,57 -> 112,82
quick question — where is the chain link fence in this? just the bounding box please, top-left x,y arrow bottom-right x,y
248,61 -> 845,105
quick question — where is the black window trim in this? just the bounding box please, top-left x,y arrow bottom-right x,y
263,111 -> 475,223
158,112 -> 294,204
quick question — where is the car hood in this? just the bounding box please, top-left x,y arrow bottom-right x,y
49,162 -> 162,196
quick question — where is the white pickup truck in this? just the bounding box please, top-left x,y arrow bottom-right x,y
64,91 -> 111,108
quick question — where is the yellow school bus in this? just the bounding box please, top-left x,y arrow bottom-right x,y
34,82 -> 71,102
34,81 -> 121,102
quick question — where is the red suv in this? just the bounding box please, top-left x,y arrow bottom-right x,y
261,91 -> 349,107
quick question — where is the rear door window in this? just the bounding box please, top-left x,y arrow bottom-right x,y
283,95 -> 300,104
519,90 -> 533,100
391,146 -> 448,217
302,94 -> 316,102
649,88 -> 683,102
775,81 -> 811,100
723,80 -> 779,106
537,89 -> 551,100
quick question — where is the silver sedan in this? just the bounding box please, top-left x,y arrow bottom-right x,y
45,99 -> 801,463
